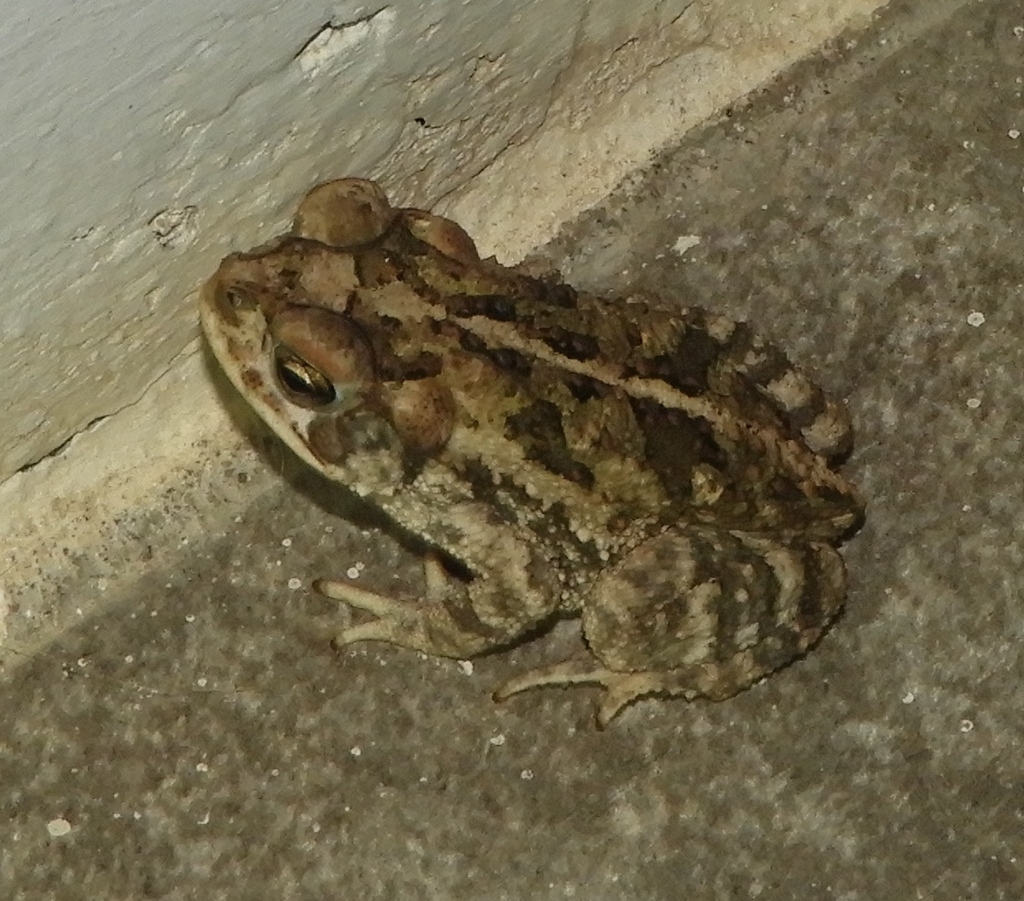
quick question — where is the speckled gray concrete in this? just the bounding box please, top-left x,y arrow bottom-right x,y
4,1 -> 1022,897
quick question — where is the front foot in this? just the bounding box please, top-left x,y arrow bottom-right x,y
317,577 -> 420,648
315,554 -> 493,658
315,553 -> 439,645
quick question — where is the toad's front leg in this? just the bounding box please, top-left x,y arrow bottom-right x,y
316,513 -> 562,659
497,524 -> 847,726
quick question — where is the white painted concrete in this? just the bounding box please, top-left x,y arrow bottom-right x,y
6,0 -> 656,479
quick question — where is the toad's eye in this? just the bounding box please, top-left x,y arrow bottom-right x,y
274,346 -> 337,407
268,306 -> 375,410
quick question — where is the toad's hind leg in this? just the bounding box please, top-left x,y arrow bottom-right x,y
496,525 -> 847,727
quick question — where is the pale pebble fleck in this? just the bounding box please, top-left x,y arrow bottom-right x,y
672,234 -> 701,255
46,818 -> 72,837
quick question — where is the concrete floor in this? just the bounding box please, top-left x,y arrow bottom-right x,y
3,0 -> 1022,897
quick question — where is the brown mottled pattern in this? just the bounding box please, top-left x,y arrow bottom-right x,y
505,401 -> 596,489
331,217 -> 860,538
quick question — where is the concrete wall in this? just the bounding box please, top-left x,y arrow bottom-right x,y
6,0 -> 696,480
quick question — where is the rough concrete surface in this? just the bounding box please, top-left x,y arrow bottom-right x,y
3,0 -> 1022,897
